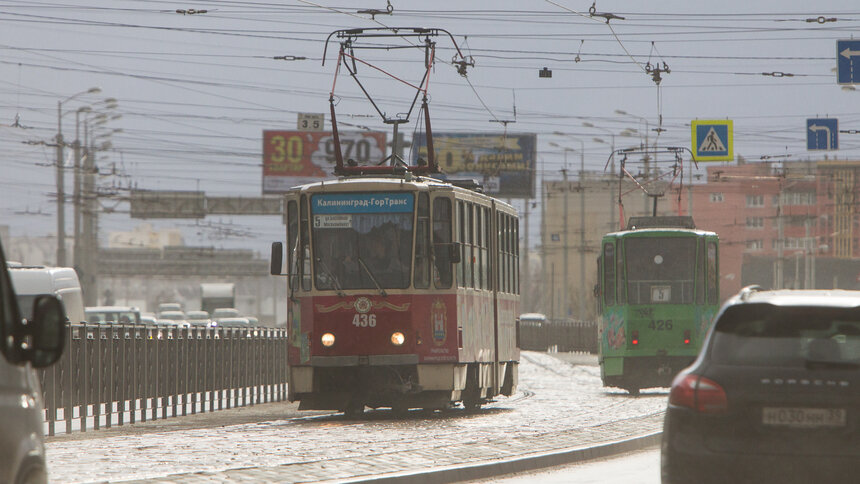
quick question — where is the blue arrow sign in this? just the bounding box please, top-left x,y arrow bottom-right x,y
807,118 -> 838,151
837,40 -> 860,85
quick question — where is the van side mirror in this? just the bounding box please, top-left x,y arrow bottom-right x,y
270,242 -> 284,276
27,295 -> 66,368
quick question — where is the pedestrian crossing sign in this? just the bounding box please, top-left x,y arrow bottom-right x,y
691,120 -> 733,162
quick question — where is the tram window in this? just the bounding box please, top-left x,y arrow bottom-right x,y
696,238 -> 705,304
505,214 -> 511,293
603,242 -> 616,305
595,258 -> 603,314
287,200 -> 299,294
707,241 -> 718,304
499,214 -> 506,293
432,198 -> 453,289
616,240 -> 625,304
469,204 -> 476,288
414,193 -> 431,289
458,201 -> 465,288
475,206 -> 483,290
505,214 -> 510,294
514,217 -> 520,295
505,215 -> 514,294
484,207 -> 491,291
300,195 -> 311,291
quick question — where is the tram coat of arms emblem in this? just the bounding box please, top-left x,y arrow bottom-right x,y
354,297 -> 372,314
431,299 -> 447,346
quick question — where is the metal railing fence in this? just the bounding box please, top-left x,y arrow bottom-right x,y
519,319 -> 598,354
39,323 -> 289,436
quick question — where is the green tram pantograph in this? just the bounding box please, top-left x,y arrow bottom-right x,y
596,216 -> 719,394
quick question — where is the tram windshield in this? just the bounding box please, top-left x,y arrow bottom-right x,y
624,236 -> 696,304
311,192 -> 414,290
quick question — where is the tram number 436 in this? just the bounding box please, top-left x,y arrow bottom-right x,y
352,314 -> 377,328
648,320 -> 673,330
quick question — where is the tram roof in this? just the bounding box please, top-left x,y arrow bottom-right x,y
603,227 -> 718,238
288,175 -> 516,211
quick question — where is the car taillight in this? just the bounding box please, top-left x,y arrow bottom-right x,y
683,330 -> 691,345
669,373 -> 727,414
631,330 -> 639,346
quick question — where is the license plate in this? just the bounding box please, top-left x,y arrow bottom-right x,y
762,407 -> 847,428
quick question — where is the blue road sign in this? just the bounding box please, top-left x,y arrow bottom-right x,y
691,120 -> 733,161
807,118 -> 838,151
837,40 -> 860,85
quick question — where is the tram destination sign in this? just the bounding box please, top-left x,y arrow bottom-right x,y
411,132 -> 537,198
262,130 -> 387,194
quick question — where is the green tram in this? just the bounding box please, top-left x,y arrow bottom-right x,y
596,216 -> 719,394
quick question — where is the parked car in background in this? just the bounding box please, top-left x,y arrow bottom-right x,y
245,316 -> 259,327
7,263 -> 85,324
211,307 -> 240,321
185,310 -> 211,327
0,242 -> 67,484
662,287 -> 860,484
140,313 -> 157,325
211,317 -> 250,328
85,306 -> 141,325
519,312 -> 546,327
157,302 -> 182,315
157,311 -> 190,328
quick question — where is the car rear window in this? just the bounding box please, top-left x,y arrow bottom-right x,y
710,304 -> 860,367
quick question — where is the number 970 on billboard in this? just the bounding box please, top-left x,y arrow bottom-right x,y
262,130 -> 387,194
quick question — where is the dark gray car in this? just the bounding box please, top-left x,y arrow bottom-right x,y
661,287 -> 860,484
0,241 -> 66,484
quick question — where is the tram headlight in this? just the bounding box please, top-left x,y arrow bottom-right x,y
321,332 -> 336,347
390,331 -> 405,346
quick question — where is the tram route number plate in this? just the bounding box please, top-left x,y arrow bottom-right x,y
651,285 -> 671,303
314,214 -> 352,229
762,407 -> 846,428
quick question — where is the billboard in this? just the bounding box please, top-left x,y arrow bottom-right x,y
411,132 -> 536,198
262,130 -> 387,194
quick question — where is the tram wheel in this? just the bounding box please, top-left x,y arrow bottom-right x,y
343,402 -> 365,418
391,402 -> 409,417
462,395 -> 482,412
626,387 -> 640,396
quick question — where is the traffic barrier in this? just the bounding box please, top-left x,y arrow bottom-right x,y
518,319 -> 597,354
38,323 -> 289,436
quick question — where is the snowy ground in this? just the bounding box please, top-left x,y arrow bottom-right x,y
45,352 -> 668,483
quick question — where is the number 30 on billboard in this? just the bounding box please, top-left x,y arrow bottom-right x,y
262,130 -> 387,194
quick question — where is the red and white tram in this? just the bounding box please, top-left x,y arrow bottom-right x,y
271,171 -> 520,414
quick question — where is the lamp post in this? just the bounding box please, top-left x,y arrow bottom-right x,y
552,133 -> 587,321
56,87 -> 100,266
615,110 -> 657,216
585,124 -> 637,232
75,104 -> 118,269
80,113 -> 121,306
72,105 -> 91,271
614,109 -> 653,165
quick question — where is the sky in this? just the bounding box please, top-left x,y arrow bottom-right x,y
1,0 -> 859,256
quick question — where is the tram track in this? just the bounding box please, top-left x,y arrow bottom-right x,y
46,352 -> 667,483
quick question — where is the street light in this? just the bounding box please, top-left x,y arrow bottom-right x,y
55,87 -> 100,266
74,101 -> 119,271
548,139 -> 587,321
615,110 -> 658,216
72,105 -> 92,269
78,105 -> 120,306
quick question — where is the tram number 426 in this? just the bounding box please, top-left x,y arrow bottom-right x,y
352,314 -> 377,328
648,320 -> 673,330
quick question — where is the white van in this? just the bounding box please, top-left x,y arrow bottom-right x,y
1,244 -> 67,484
8,264 -> 85,324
